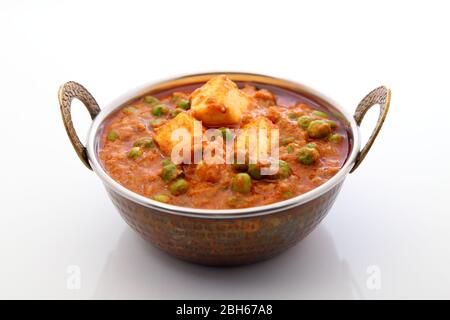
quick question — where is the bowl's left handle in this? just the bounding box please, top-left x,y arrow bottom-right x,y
58,81 -> 101,170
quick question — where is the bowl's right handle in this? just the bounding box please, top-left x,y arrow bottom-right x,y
58,81 -> 101,170
350,86 -> 391,173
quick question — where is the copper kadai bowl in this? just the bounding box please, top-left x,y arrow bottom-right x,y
58,73 -> 391,266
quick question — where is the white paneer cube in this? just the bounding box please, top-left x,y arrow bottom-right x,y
236,116 -> 278,163
190,75 -> 251,126
153,112 -> 201,157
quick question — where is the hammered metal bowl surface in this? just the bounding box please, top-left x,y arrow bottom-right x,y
107,183 -> 343,266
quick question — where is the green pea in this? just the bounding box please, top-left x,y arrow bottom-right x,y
298,116 -> 312,129
127,147 -> 142,159
161,163 -> 179,182
231,173 -> 252,194
177,100 -> 190,110
144,96 -> 159,105
247,163 -> 262,180
170,108 -> 183,118
287,145 -> 295,154
287,112 -> 300,120
312,110 -> 329,118
328,133 -> 343,144
276,160 -> 290,179
226,196 -> 243,208
149,119 -> 164,128
306,143 -> 316,148
162,159 -> 172,166
169,178 -> 189,195
326,119 -> 337,129
152,104 -> 169,116
297,146 -> 320,165
281,136 -> 295,146
134,137 -> 154,148
152,194 -> 170,203
122,106 -> 137,115
282,190 -> 293,198
219,127 -> 233,141
307,120 -> 332,139
171,92 -> 186,103
107,130 -> 119,142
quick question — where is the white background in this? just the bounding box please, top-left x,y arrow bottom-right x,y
1,0 -> 449,299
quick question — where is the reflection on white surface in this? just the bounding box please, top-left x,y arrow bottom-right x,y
93,226 -> 358,299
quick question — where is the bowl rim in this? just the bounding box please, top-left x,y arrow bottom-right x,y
86,72 -> 361,219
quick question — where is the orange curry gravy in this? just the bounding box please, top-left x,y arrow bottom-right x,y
98,81 -> 349,209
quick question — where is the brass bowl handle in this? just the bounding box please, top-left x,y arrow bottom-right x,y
350,86 -> 391,173
58,81 -> 101,170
